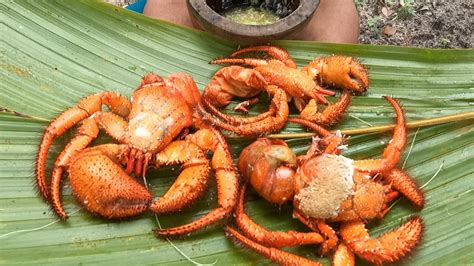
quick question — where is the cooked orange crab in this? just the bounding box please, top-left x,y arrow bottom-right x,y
226,96 -> 424,265
200,45 -> 369,136
35,72 -> 238,236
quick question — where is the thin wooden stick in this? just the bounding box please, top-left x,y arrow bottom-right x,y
267,111 -> 474,139
0,107 -> 50,122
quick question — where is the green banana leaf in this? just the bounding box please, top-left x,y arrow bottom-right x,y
1,0 -> 473,265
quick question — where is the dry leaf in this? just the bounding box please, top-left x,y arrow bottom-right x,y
383,25 -> 397,36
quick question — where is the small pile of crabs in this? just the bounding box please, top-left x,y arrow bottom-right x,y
36,45 -> 424,265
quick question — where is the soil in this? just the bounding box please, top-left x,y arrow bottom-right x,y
106,0 -> 472,48
357,0 -> 472,48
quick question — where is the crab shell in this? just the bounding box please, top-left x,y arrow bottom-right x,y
294,154 -> 388,221
238,138 -> 297,205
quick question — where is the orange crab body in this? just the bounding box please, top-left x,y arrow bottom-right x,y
255,61 -> 319,100
35,72 -> 238,236
126,85 -> 193,152
200,45 -> 370,136
226,97 -> 424,265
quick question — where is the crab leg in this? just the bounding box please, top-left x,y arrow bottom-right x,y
225,226 -> 322,266
300,90 -> 353,126
210,58 -> 269,67
149,140 -> 210,213
201,97 -> 275,125
36,92 -> 131,200
67,144 -> 152,219
228,45 -> 297,68
382,168 -> 425,208
292,211 -> 339,255
202,85 -> 289,136
333,243 -> 355,266
50,118 -> 99,219
233,97 -> 260,112
340,217 -> 424,265
235,185 -> 325,248
354,96 -> 406,174
156,128 -> 238,236
287,118 -> 345,155
93,112 -> 128,142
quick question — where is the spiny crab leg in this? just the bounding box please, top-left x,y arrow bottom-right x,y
333,243 -> 355,266
36,92 -> 131,201
299,90 -> 353,126
201,85 -> 289,136
210,58 -> 269,67
201,97 -> 275,125
50,118 -> 100,219
292,211 -> 338,255
229,45 -> 297,68
155,127 -> 238,236
235,185 -> 325,248
149,140 -> 210,214
382,168 -> 425,208
212,45 -> 295,68
354,96 -> 407,174
224,226 -> 322,266
287,117 -> 345,155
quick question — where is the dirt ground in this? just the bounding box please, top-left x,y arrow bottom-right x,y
357,0 -> 472,48
106,0 -> 472,48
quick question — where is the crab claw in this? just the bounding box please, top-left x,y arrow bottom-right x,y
139,72 -> 165,87
340,217 -> 424,264
303,56 -> 369,93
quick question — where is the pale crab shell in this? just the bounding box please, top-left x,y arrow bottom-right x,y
295,154 -> 355,219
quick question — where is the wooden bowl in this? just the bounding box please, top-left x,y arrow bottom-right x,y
187,0 -> 320,44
